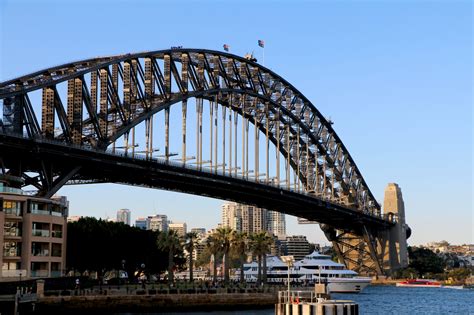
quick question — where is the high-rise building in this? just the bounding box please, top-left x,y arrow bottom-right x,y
221,203 -> 242,232
148,215 -> 168,232
193,237 -> 208,262
190,228 -> 206,237
221,202 -> 285,236
116,209 -> 131,225
252,208 -> 268,233
241,205 -> 253,234
267,211 -> 286,238
1,174 -> 68,279
135,217 -> 147,230
284,235 -> 310,261
169,222 -> 187,237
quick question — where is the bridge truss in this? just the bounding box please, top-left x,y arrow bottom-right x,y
0,49 -> 398,274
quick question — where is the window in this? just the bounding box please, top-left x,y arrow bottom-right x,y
2,262 -> 21,270
31,262 -> 49,277
51,243 -> 62,257
30,202 -> 49,215
3,201 -> 22,216
51,262 -> 61,277
3,241 -> 21,257
32,222 -> 50,237
4,221 -> 22,237
31,242 -> 49,256
51,204 -> 63,217
52,224 -> 62,238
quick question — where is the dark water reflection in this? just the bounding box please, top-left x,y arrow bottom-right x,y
117,285 -> 474,314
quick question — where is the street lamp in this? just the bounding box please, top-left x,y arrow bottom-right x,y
281,256 -> 294,304
140,263 -> 146,289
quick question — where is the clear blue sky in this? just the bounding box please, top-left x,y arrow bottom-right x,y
1,0 -> 472,245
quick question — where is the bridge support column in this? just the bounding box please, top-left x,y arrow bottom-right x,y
321,183 -> 410,276
323,227 -> 384,276
381,183 -> 410,274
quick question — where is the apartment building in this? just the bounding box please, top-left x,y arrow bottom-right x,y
1,174 -> 68,279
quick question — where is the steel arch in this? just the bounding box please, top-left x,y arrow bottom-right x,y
0,48 -> 379,215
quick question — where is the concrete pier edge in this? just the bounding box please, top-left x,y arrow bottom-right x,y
35,293 -> 277,313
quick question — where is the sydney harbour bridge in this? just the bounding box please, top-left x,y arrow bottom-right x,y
0,48 -> 409,275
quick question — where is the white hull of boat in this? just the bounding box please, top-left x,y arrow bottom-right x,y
396,283 -> 442,288
442,286 -> 464,290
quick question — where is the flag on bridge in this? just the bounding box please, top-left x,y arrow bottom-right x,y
223,44 -> 230,52
258,39 -> 265,48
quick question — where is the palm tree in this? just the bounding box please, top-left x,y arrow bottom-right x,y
184,231 -> 198,282
231,232 -> 248,284
214,227 -> 233,285
249,232 -> 273,286
205,235 -> 220,283
157,230 -> 182,286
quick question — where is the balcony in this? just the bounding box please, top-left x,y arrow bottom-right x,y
3,249 -> 21,257
51,231 -> 62,238
4,230 -> 22,237
50,270 -> 62,277
1,269 -> 27,278
4,208 -> 22,216
32,229 -> 50,237
0,186 -> 24,195
51,211 -> 63,217
32,249 -> 49,257
31,209 -> 50,216
30,270 -> 49,277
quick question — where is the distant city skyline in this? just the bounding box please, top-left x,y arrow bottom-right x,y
116,209 -> 131,226
1,1 -> 471,246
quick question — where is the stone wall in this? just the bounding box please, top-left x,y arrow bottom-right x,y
36,293 -> 277,313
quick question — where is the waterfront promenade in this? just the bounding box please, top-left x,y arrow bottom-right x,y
35,284 -> 280,313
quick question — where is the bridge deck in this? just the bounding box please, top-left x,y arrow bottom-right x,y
0,133 -> 393,235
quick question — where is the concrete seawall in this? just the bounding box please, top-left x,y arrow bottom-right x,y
36,293 -> 277,313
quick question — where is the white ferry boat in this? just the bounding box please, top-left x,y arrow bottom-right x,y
241,251 -> 371,293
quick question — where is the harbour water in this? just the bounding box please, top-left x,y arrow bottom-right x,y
123,285 -> 474,314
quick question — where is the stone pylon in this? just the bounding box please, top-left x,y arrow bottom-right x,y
382,183 -> 409,272
323,182 -> 411,276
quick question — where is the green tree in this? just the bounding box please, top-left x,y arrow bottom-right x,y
408,246 -> 444,276
67,217 -> 167,279
448,268 -> 472,282
393,267 -> 418,279
231,232 -> 248,284
249,232 -> 273,285
184,231 -> 198,282
214,227 -> 233,285
157,230 -> 182,285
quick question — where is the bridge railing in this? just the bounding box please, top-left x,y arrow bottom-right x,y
0,131 -> 397,224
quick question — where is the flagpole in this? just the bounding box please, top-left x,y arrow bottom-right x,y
258,40 -> 265,66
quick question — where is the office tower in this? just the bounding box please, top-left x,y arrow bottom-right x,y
116,209 -> 131,225
169,222 -> 187,237
148,215 -> 168,232
135,217 -> 147,230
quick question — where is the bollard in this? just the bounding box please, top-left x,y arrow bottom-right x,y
36,279 -> 45,298
276,300 -> 359,315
